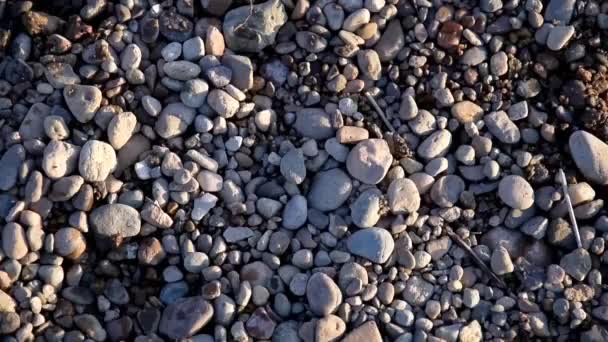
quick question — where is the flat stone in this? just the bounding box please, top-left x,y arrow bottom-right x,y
498,175 -> 535,210
63,84 -> 102,123
90,203 -> 141,239
569,131 -> 608,184
79,140 -> 117,182
163,60 -> 201,80
0,145 -> 25,191
347,227 -> 395,263
544,0 -> 575,24
417,129 -> 452,160
159,296 -> 213,340
223,0 -> 287,52
346,139 -> 393,184
307,168 -> 352,211
306,272 -> 342,316
484,111 -> 520,144
283,195 -> 308,230
294,108 -> 335,140
155,103 -> 196,139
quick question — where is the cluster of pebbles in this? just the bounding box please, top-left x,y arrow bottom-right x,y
1,0 -> 608,341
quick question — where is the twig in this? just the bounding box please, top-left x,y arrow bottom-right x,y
363,91 -> 396,133
446,228 -> 509,290
233,0 -> 255,33
557,169 -> 582,248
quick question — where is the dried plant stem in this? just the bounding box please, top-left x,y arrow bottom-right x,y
557,169 -> 582,248
364,91 -> 396,133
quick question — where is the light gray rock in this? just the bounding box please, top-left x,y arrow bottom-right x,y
0,145 -> 25,191
63,84 -> 102,123
399,94 -> 418,120
306,272 -> 342,316
451,101 -> 483,123
294,108 -> 335,140
402,276 -> 434,307
544,0 -> 575,24
79,140 -> 117,182
347,227 -> 394,263
163,61 -> 201,80
283,195 -> 308,230
569,131 -> 608,184
350,188 -> 383,228
560,248 -> 592,281
159,296 -> 214,339
490,246 -> 514,275
90,203 -> 141,239
417,129 -> 452,160
2,223 -> 28,260
155,103 -> 196,139
280,148 -> 306,184
498,175 -> 534,210
484,111 -> 520,144
207,89 -> 239,118
107,112 -> 137,150
346,139 -> 393,185
431,175 -> 465,208
547,26 -> 574,51
19,103 -> 51,140
223,0 -> 287,52
222,54 -> 254,90
307,168 -> 352,211
387,178 -> 420,214
42,140 -> 80,179
180,79 -> 209,108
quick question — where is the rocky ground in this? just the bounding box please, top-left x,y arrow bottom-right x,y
0,0 -> 607,341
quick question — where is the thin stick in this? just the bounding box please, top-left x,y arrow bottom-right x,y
446,229 -> 509,290
557,169 -> 582,248
363,91 -> 396,133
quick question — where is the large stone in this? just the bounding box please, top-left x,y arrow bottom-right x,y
569,131 -> 608,184
155,103 -> 196,139
346,139 -> 393,184
306,272 -> 342,316
498,175 -> 535,210
374,20 -> 405,62
79,140 -> 117,182
159,296 -> 213,339
0,145 -> 25,191
402,276 -> 434,307
43,140 -> 80,179
283,195 -> 308,230
387,178 -> 421,214
341,321 -> 382,342
451,101 -> 483,123
223,0 -> 287,52
90,204 -> 141,239
63,84 -> 102,123
19,103 -> 51,140
294,108 -> 335,140
307,168 -> 352,211
347,227 -> 395,263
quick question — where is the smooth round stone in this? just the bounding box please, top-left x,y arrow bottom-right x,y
107,112 -> 137,150
347,227 -> 395,264
54,227 -> 86,260
283,195 -> 308,230
346,139 -> 393,185
78,140 -> 117,182
417,129 -> 452,160
63,84 -> 102,123
451,101 -> 483,123
498,175 -> 534,210
207,89 -> 239,118
162,42 -> 182,61
163,61 -> 201,80
430,175 -> 465,208
484,111 -> 520,144
569,130 -> 608,185
350,188 -> 383,228
2,222 -> 28,260
399,95 -> 418,120
155,103 -> 196,139
42,140 -> 80,180
293,108 -> 335,140
306,272 -> 342,316
307,169 -> 353,211
387,178 -> 421,214
183,36 -> 205,60
180,79 -> 209,108
280,148 -> 306,185
90,203 -> 141,239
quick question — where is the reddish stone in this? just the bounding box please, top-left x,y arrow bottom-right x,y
437,21 -> 463,49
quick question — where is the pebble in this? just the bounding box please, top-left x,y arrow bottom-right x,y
78,140 -> 117,182
498,175 -> 534,210
375,20 -> 405,62
307,168 -> 353,211
2,223 -> 28,260
223,0 -> 287,52
63,85 -> 102,123
431,175 -> 465,208
347,227 -> 395,263
163,61 -> 201,80
207,89 -> 240,118
306,272 -> 342,316
159,296 -> 214,339
108,112 -> 137,150
346,139 -> 393,184
490,246 -> 514,275
0,145 -> 25,191
569,131 -> 608,184
357,50 -> 381,80
560,248 -> 592,281
451,101 -> 484,123
294,108 -> 335,140
90,203 -> 141,240
484,111 -> 520,144
54,227 -> 86,259
181,79 -> 209,108
351,188 -> 383,228
387,178 -> 421,214
283,195 -> 308,230
417,129 -> 452,160
155,102 -> 196,139
280,148 -> 306,184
